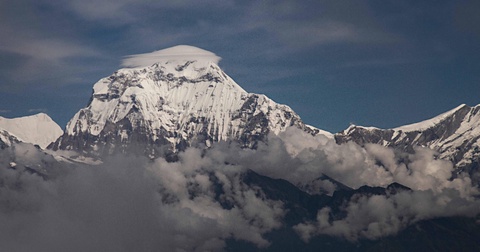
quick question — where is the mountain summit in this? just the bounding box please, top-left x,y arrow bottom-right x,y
0,113 -> 63,149
50,45 -> 324,158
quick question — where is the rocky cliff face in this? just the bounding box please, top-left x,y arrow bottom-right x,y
50,46 -> 322,158
0,129 -> 20,149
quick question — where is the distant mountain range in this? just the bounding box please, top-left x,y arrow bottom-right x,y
336,104 -> 480,180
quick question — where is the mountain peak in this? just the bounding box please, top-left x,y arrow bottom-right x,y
53,52 -> 322,158
121,45 -> 221,68
393,103 -> 471,132
0,113 -> 63,149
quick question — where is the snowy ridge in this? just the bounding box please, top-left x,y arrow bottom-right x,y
429,104 -> 480,166
336,104 -> 480,170
393,104 -> 468,132
306,124 -> 334,139
0,113 -> 63,149
53,46 -> 326,157
341,124 -> 380,135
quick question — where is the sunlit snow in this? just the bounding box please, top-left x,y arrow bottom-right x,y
393,104 -> 468,132
0,113 -> 63,149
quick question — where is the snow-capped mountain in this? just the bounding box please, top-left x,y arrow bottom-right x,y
50,45 -> 324,158
335,104 -> 480,172
2,46 -> 480,252
0,113 -> 63,149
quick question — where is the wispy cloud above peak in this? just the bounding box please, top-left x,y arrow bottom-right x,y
121,45 -> 221,68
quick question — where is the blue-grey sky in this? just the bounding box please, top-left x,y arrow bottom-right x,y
1,0 -> 479,133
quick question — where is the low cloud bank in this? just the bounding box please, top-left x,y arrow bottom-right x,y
209,127 -> 480,241
294,189 -> 480,241
0,145 -> 282,251
0,127 -> 479,250
223,128 -> 477,195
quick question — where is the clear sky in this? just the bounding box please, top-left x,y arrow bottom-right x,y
1,0 -> 479,133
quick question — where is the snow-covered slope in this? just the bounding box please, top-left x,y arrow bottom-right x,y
51,45 -> 326,158
335,104 -> 480,171
0,113 -> 63,149
393,104 -> 470,132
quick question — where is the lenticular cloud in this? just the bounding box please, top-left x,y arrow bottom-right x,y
121,45 -> 222,68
